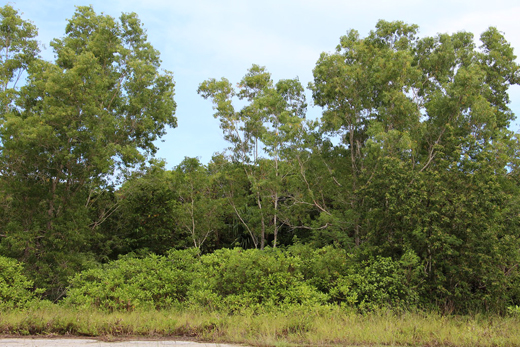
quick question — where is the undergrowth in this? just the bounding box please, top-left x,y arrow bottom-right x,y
1,305 -> 520,347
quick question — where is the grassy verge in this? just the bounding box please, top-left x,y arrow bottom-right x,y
1,305 -> 519,346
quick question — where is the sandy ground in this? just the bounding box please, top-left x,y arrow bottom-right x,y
0,338 -> 240,346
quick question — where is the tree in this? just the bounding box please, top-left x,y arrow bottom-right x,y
104,160 -> 185,257
310,20 -> 520,311
309,20 -> 422,247
173,157 -> 226,250
0,6 -> 177,297
0,5 -> 39,113
198,65 -> 306,248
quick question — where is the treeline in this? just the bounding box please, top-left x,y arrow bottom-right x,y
1,5 -> 520,314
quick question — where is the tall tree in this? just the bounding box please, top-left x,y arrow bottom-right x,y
310,20 -> 421,246
105,160 -> 185,257
311,20 -> 520,311
0,6 -> 177,297
173,157 -> 226,250
198,65 -> 306,248
0,5 -> 39,113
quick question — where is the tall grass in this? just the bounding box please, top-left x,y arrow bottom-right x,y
1,304 -> 520,346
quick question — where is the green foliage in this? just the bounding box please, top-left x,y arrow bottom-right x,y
198,65 -> 307,249
507,305 -> 520,316
0,5 -> 176,298
1,8 -> 519,317
105,161 -> 187,257
287,244 -> 349,293
309,19 -> 520,313
0,256 -> 42,309
64,249 -> 199,311
65,248 -> 329,313
172,157 -> 227,250
0,5 -> 39,111
330,253 -> 421,311
188,248 -> 327,312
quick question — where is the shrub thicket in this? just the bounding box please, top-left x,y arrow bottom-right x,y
330,253 -> 421,311
62,246 -> 424,312
287,244 -> 349,293
0,256 -> 42,309
64,249 -> 199,311
187,247 -> 328,312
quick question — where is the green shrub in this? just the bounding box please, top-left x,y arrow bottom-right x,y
0,256 -> 41,309
330,252 -> 421,311
64,249 -> 199,311
287,244 -> 349,293
63,246 -> 424,313
188,248 -> 328,312
507,305 -> 520,316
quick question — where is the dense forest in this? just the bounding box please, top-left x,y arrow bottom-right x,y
1,4 -> 520,315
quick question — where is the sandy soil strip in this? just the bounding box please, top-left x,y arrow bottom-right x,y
0,339 -> 240,347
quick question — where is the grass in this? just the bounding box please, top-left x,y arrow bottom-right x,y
1,304 -> 520,346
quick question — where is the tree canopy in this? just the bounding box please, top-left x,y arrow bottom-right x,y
0,5 -> 176,297
1,6 -> 520,313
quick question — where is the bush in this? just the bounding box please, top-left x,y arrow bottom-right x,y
188,248 -> 328,312
0,256 -> 41,309
287,244 -> 349,293
64,249 -> 199,311
330,252 -> 421,311
63,246 -> 424,313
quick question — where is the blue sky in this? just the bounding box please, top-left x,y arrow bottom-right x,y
9,0 -> 520,168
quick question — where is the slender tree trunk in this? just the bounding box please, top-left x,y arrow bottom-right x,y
273,193 -> 278,248
190,195 -> 198,248
257,191 -> 265,250
47,178 -> 58,232
349,119 -> 360,247
273,154 -> 279,248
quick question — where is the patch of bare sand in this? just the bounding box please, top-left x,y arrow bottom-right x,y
0,337 -> 241,346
